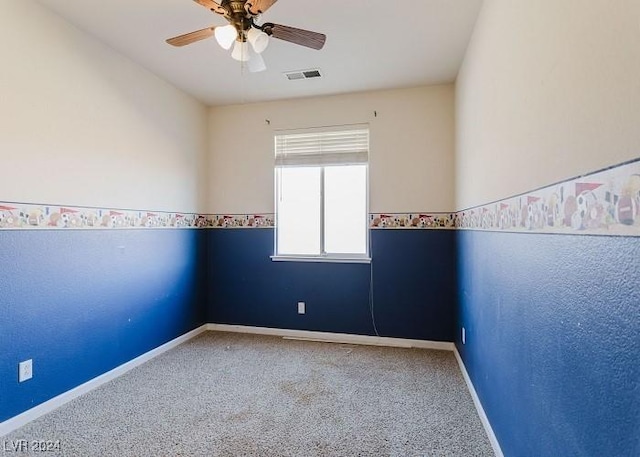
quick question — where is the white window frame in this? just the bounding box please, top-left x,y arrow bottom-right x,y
271,125 -> 371,264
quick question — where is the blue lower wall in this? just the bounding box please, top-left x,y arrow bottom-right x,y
207,229 -> 456,341
0,229 -> 206,423
8,223 -> 635,455
1,226 -> 455,425
457,231 -> 640,456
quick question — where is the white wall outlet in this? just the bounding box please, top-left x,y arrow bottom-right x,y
462,327 -> 466,345
297,302 -> 305,314
19,359 -> 33,382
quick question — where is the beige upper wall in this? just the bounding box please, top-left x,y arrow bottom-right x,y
207,85 -> 455,214
455,0 -> 640,210
0,1 -> 208,213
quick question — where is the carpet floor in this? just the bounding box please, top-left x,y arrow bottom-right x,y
5,332 -> 494,456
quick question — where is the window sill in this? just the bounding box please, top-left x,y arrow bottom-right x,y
271,255 -> 371,264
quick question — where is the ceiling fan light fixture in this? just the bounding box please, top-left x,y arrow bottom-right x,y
214,24 -> 238,50
247,27 -> 270,54
231,40 -> 251,62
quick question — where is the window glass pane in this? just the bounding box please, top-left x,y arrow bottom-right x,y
324,165 -> 367,255
277,167 -> 321,255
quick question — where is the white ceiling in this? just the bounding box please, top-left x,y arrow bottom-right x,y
35,0 -> 483,106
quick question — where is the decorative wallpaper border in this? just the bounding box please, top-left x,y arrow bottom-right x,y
0,204 -> 274,230
456,158 -> 640,237
1,159 -> 638,236
369,213 -> 457,229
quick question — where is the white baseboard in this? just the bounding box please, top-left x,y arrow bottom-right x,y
454,347 -> 504,457
207,324 -> 455,351
0,325 -> 208,438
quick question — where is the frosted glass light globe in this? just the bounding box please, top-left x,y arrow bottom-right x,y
231,40 -> 251,62
247,27 -> 270,54
214,24 -> 238,50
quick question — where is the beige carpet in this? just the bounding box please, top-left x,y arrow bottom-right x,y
5,332 -> 494,456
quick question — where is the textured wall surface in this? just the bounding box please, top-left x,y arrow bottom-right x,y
455,1 -> 640,454
207,229 -> 456,341
456,0 -> 640,210
0,0 -> 208,213
456,230 -> 640,456
0,230 -> 207,423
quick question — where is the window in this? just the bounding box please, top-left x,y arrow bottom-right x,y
273,126 -> 370,262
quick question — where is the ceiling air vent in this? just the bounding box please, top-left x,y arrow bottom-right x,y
283,68 -> 323,81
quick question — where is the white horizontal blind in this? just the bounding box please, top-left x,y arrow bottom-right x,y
275,127 -> 369,167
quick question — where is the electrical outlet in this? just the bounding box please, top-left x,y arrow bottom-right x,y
297,302 -> 305,314
462,327 -> 466,345
19,359 -> 33,382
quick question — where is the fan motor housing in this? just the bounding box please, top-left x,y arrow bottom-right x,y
222,0 -> 253,33
222,0 -> 247,14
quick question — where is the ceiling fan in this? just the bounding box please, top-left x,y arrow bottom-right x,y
166,0 -> 326,72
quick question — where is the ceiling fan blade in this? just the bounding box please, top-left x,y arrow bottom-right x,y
192,0 -> 226,15
246,0 -> 278,15
265,24 -> 326,50
166,27 -> 215,47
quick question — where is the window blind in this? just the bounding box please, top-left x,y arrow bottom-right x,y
275,127 -> 369,167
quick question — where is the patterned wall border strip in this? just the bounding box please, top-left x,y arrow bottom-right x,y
0,203 -> 275,230
206,214 -> 275,228
0,203 -> 456,230
2,159 -> 637,235
369,213 -> 457,229
456,158 -> 640,236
